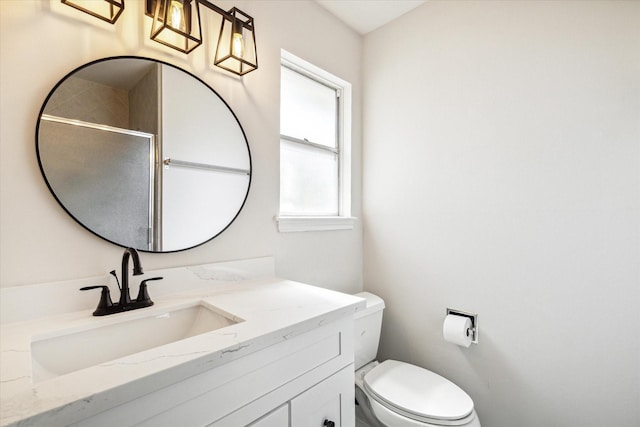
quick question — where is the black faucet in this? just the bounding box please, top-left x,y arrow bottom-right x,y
119,247 -> 143,306
80,248 -> 163,316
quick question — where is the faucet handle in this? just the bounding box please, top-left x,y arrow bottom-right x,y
136,277 -> 163,306
109,270 -> 121,290
80,286 -> 114,316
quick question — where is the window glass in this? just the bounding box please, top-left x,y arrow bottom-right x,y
280,64 -> 340,216
280,139 -> 339,215
280,67 -> 337,149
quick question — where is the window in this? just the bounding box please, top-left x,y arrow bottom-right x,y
278,50 -> 354,232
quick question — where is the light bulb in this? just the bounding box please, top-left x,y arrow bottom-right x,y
169,0 -> 185,30
230,18 -> 245,58
232,31 -> 245,58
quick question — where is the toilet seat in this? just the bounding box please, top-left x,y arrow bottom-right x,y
363,360 -> 476,426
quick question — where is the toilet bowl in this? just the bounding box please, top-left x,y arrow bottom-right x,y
354,293 -> 480,427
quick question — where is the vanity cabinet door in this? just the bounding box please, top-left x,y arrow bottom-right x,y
248,404 -> 289,426
290,365 -> 355,427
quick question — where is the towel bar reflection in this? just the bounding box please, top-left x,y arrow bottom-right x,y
163,158 -> 250,176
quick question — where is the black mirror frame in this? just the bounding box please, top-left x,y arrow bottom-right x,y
35,56 -> 252,253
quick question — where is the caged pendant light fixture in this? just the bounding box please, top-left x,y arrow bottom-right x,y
61,0 -> 125,24
149,0 -> 203,54
214,8 -> 257,76
220,8 -> 258,76
60,0 -> 258,76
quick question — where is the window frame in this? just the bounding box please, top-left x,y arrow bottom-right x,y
277,50 -> 355,232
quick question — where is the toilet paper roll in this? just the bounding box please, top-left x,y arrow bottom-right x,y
443,314 -> 473,347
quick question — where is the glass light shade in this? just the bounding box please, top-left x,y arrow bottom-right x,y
150,0 -> 202,54
214,8 -> 258,76
61,0 -> 125,24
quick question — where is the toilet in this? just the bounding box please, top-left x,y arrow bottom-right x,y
353,292 -> 481,427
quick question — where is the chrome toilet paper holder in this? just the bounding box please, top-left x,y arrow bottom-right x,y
446,308 -> 478,344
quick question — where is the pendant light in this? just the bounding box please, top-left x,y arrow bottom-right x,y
150,0 -> 203,54
214,8 -> 258,76
61,0 -> 125,24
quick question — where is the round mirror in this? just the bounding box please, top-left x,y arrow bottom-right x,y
36,56 -> 251,252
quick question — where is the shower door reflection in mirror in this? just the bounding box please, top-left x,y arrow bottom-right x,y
39,117 -> 155,250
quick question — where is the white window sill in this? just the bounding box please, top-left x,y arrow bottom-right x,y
276,216 -> 357,232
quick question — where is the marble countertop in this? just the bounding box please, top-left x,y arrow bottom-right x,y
0,265 -> 365,426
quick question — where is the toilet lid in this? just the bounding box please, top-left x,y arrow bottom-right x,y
363,360 -> 474,424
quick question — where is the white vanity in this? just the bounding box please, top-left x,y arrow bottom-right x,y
0,258 -> 365,426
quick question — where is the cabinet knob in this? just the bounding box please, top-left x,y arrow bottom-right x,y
323,420 -> 335,427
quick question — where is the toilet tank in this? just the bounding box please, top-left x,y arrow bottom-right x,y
353,292 -> 385,370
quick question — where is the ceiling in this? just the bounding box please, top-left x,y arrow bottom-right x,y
315,0 -> 426,35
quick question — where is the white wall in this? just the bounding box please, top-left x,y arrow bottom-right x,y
363,1 -> 639,426
0,1 -> 362,294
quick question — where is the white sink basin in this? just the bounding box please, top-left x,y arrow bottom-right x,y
30,302 -> 242,383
